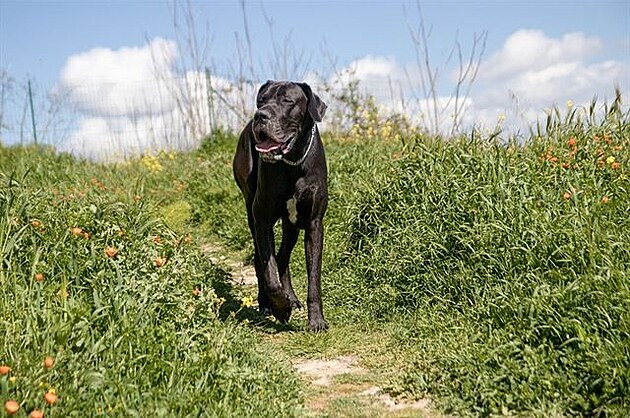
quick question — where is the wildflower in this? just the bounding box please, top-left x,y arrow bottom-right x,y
154,257 -> 167,267
31,410 -> 44,418
44,391 -> 57,405
606,156 -> 616,165
4,400 -> 19,415
601,196 -> 610,204
611,162 -> 621,170
192,287 -> 202,297
35,273 -> 44,282
566,100 -> 573,109
104,246 -> 119,258
30,219 -> 42,228
497,113 -> 506,123
0,365 -> 10,375
567,137 -> 577,147
43,356 -> 54,369
241,295 -> 254,308
8,376 -> 16,383
563,191 -> 572,200
70,227 -> 84,237
58,286 -> 69,300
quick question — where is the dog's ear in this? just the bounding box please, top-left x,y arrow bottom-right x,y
256,80 -> 273,108
298,82 -> 327,122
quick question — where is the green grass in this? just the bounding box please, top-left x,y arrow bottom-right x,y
1,97 -> 629,416
0,146 -> 301,417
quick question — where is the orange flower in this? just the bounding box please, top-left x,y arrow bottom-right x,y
35,273 -> 44,282
611,162 -> 621,170
567,137 -> 577,147
44,391 -> 57,405
104,246 -> 119,258
70,227 -> 83,237
152,236 -> 162,244
192,287 -> 202,297
601,196 -> 610,204
563,191 -> 572,200
30,219 -> 42,228
43,356 -> 54,369
31,410 -> 44,418
562,162 -> 570,169
0,365 -> 10,375
154,257 -> 167,267
4,400 -> 19,415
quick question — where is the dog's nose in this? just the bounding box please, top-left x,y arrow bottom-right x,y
254,109 -> 271,123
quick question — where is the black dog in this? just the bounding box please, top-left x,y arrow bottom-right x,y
232,80 -> 329,332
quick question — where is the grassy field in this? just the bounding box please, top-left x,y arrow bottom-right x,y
1,98 -> 629,416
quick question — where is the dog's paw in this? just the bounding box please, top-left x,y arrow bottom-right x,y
307,317 -> 329,332
269,292 -> 292,324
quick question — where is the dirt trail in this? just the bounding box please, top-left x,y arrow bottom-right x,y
203,241 -> 435,417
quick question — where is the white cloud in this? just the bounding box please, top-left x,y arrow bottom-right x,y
324,29 -> 627,135
473,30 -> 627,130
57,38 -> 255,160
478,30 -> 603,81
59,38 -> 179,118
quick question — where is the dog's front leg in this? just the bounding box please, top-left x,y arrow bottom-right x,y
305,218 -> 328,331
254,221 -> 292,323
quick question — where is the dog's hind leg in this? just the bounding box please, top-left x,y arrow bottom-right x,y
277,218 -> 303,310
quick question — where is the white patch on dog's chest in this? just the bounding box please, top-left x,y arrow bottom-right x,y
286,198 -> 298,224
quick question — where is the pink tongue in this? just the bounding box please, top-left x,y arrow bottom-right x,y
255,139 -> 281,153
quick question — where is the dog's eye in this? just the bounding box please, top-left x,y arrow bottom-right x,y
282,98 -> 294,105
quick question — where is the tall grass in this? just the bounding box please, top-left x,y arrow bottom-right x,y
326,100 -> 629,415
1,94 -> 628,416
0,146 -> 301,417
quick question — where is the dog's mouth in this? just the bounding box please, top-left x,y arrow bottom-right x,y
255,131 -> 295,161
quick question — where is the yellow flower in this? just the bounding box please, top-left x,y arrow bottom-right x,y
9,376 -> 16,383
566,100 -> 574,109
240,295 -> 254,308
606,156 -> 616,165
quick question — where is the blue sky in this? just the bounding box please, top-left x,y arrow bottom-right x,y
2,1 -> 627,84
1,0 -> 628,157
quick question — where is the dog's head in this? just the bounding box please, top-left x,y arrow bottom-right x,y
252,80 -> 327,159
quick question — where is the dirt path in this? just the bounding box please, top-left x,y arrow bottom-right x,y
202,241 -> 436,417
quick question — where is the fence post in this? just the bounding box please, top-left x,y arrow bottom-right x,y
28,79 -> 37,144
205,67 -> 215,136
